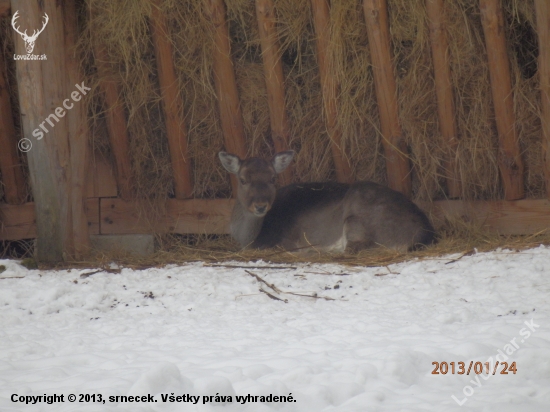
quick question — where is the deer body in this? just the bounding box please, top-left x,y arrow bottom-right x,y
219,151 -> 435,253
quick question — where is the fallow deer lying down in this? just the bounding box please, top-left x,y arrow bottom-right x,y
219,151 -> 435,253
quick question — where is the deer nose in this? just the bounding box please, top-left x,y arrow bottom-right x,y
254,203 -> 268,215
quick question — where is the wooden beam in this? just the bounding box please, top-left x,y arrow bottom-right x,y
63,0 -> 90,258
204,0 -> 247,195
535,0 -> 550,198
426,0 -> 461,198
363,0 -> 412,197
0,40 -> 26,204
480,0 -> 524,200
100,198 -> 234,235
85,149 -> 118,198
255,0 -> 292,185
13,0 -> 67,261
150,0 -> 193,199
310,0 -> 353,183
0,202 -> 36,240
93,45 -> 133,200
0,0 -> 9,17
423,199 -> 550,235
96,197 -> 550,237
3,198 -> 550,239
0,199 -> 99,241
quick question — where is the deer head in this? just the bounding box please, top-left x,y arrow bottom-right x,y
219,151 -> 294,217
11,10 -> 49,54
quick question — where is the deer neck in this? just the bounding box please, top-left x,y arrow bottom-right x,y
230,201 -> 264,248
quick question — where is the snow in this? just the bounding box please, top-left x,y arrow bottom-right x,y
1,246 -> 550,411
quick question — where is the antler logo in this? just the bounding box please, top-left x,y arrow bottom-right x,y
11,10 -> 49,54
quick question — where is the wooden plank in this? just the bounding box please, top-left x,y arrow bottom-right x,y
100,198 -> 234,235
93,45 -> 133,200
13,0 -> 66,261
84,149 -> 118,198
64,0 -> 90,258
363,0 -> 412,197
0,0 -> 9,17
0,202 -> 36,240
310,0 -> 353,183
85,198 -> 100,236
0,199 -> 99,241
150,0 -> 193,199
423,199 -> 550,236
426,0 -> 461,198
3,198 -> 550,239
480,0 -> 524,200
204,0 -> 247,195
97,197 -> 550,237
535,0 -> 550,198
255,0 -> 292,185
0,39 -> 26,204
39,0 -> 74,257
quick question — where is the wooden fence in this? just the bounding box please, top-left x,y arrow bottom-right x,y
1,0 -> 550,262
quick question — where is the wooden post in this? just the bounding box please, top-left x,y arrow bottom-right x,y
426,0 -> 461,198
535,0 -> 550,198
64,0 -> 90,258
0,43 -> 26,204
93,45 -> 133,200
480,0 -> 524,200
12,0 -> 74,261
150,0 -> 193,199
0,0 -> 9,16
310,0 -> 353,183
363,0 -> 412,197
204,0 -> 247,194
255,0 -> 292,184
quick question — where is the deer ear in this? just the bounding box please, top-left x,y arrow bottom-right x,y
218,152 -> 241,174
272,151 -> 295,174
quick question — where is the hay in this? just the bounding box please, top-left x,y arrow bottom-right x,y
40,227 -> 550,271
72,0 -> 544,205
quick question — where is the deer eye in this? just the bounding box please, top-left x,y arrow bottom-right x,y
239,178 -> 246,185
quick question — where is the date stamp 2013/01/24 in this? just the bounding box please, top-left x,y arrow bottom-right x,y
432,361 -> 517,375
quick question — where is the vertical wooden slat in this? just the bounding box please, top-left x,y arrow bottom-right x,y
480,0 -> 524,200
310,0 -> 353,183
535,0 -> 550,198
426,0 -> 461,198
0,42 -> 26,204
0,0 -> 9,16
363,0 -> 412,197
13,0 -> 68,261
150,0 -> 193,199
94,45 -> 133,200
204,0 -> 247,195
64,0 -> 90,258
255,0 -> 292,184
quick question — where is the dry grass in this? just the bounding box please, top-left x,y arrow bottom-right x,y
70,0 -> 543,205
37,222 -> 549,271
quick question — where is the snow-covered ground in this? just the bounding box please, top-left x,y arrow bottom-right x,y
1,246 -> 550,411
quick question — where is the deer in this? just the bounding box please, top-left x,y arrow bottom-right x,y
11,10 -> 49,54
219,150 -> 436,253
